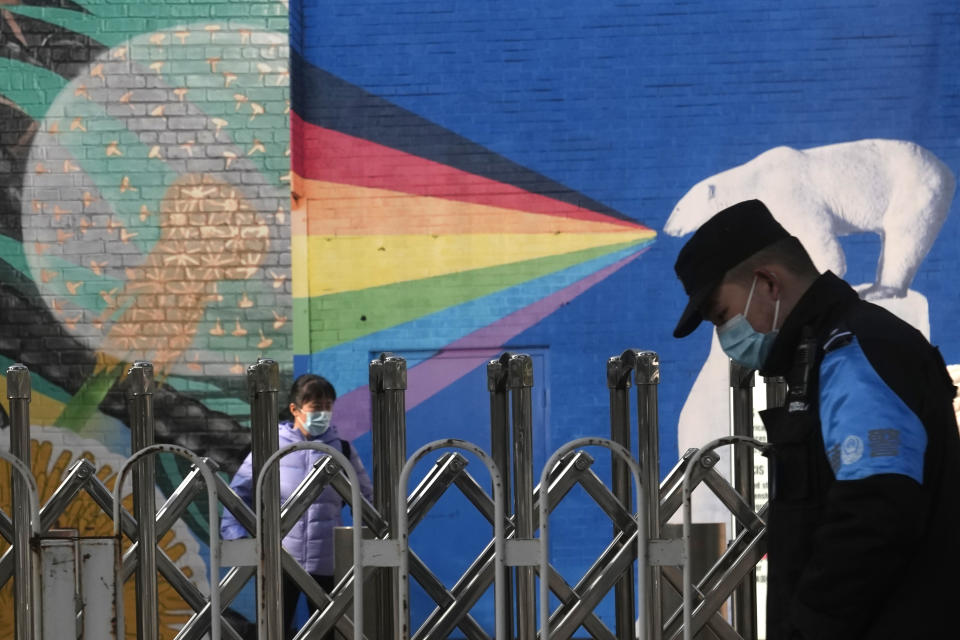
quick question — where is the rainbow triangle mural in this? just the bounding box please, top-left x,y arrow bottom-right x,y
291,51 -> 656,439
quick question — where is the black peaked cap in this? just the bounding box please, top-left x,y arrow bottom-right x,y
673,199 -> 792,338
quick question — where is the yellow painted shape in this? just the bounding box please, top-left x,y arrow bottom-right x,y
299,231 -> 655,297
292,233 -> 311,299
0,378 -> 67,427
300,179 -> 645,235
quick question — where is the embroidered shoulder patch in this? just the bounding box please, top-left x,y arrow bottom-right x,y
840,434 -> 864,465
868,428 -> 900,457
819,336 -> 927,484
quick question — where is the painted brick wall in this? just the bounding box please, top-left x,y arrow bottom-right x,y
0,0 -> 291,457
0,0 -> 290,635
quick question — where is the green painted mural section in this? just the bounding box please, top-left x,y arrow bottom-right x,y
5,3 -> 288,47
296,239 -> 651,353
0,58 -> 67,120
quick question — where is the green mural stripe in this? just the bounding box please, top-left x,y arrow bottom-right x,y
0,235 -> 30,276
295,239 -> 646,353
78,0 -> 288,28
0,58 -> 68,121
119,24 -> 290,187
3,20 -> 290,201
0,234 -> 124,312
121,45 -> 291,187
53,368 -> 119,432
28,269 -> 125,315
57,369 -> 253,435
42,27 -> 289,228
1,5 -> 286,48
46,98 -> 171,255
164,375 -> 228,394
164,374 -> 251,425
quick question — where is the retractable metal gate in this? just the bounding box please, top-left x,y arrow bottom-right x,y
2,350 -> 776,639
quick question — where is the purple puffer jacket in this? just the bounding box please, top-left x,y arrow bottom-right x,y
220,421 -> 374,576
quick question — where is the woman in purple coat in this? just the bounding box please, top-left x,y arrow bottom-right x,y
220,374 -> 374,639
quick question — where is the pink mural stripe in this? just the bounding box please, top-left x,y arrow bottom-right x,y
333,247 -> 648,440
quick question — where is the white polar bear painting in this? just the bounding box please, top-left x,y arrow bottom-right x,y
665,138 -> 956,522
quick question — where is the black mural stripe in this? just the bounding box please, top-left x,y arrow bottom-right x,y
0,10 -> 106,79
22,0 -> 90,14
0,103 -> 35,243
291,49 -> 634,223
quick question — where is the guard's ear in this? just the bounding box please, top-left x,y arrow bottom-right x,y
753,267 -> 781,299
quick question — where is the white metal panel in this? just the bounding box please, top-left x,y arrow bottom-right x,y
220,538 -> 257,567
504,539 -> 541,567
78,538 -> 118,640
40,538 -> 78,640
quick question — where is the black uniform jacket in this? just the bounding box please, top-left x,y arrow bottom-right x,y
758,272 -> 960,640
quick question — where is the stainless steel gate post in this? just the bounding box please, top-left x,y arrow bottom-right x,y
507,353 -> 535,640
248,358 -> 283,640
681,435 -> 767,640
539,437 -> 647,640
398,439 -> 509,640
382,354 -> 409,531
729,362 -> 756,640
607,351 -> 636,639
369,356 -> 389,640
488,353 -> 515,636
7,363 -> 39,640
384,353 -> 408,639
257,442 -> 366,640
635,351 -> 661,640
371,353 -> 407,639
126,361 -> 159,640
114,444 -> 223,640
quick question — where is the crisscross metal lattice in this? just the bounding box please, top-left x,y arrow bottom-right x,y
2,350 -> 774,640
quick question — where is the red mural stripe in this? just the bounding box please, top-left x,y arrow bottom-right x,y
292,113 -> 647,230
292,174 -> 653,236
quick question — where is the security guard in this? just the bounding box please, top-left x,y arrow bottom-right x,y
672,199 -> 960,639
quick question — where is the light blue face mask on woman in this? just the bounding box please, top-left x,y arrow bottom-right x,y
303,410 -> 332,436
716,275 -> 780,371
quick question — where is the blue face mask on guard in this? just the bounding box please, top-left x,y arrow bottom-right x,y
303,410 -> 332,436
716,275 -> 780,371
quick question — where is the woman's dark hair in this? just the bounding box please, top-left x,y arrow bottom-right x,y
288,374 -> 337,407
279,374 -> 337,420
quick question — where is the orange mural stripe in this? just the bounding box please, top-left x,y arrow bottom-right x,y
295,177 -> 647,236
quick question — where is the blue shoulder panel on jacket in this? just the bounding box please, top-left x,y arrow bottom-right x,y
819,337 -> 927,484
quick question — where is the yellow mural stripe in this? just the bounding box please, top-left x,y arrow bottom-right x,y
292,233 -> 310,299
0,377 -> 67,427
291,209 -> 312,338
298,231 -> 655,297
297,178 -> 646,235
